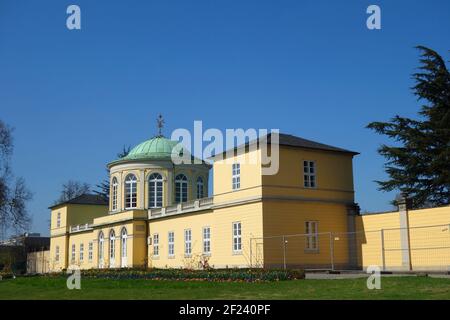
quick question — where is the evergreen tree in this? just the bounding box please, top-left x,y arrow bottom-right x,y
367,46 -> 450,208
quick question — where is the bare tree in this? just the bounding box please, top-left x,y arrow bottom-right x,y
0,120 -> 32,237
55,180 -> 90,204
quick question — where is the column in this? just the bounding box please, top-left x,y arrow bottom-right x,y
346,203 -> 360,269
397,193 -> 412,271
139,170 -> 145,209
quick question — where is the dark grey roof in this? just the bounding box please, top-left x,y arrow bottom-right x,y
267,133 -> 359,155
49,194 -> 108,209
212,133 -> 358,159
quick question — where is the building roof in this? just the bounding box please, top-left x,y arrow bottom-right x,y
212,132 -> 359,159
49,194 -> 108,209
108,136 -> 209,167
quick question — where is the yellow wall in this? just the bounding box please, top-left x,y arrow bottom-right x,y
148,202 -> 263,269
262,146 -> 355,203
261,200 -> 349,268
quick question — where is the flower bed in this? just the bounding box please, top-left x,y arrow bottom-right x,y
75,268 -> 304,282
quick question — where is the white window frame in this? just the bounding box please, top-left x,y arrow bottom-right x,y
196,176 -> 204,199
148,173 -> 163,208
56,212 -> 61,228
112,177 -> 118,211
305,221 -> 319,251
124,174 -> 137,209
202,227 -> 211,255
232,163 -> 240,190
303,160 -> 317,188
175,174 -> 188,203
109,230 -> 116,267
232,222 -> 242,254
55,245 -> 60,262
79,243 -> 84,262
184,229 -> 192,257
88,242 -> 93,262
71,244 -> 76,262
153,233 -> 159,257
168,231 -> 175,257
121,228 -> 128,268
98,232 -> 104,268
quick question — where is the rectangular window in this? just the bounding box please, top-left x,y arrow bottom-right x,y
203,227 -> 211,255
71,244 -> 76,262
184,229 -> 192,257
232,163 -> 241,190
55,246 -> 60,262
232,222 -> 242,253
88,242 -> 93,261
153,233 -> 159,257
56,212 -> 61,228
303,161 -> 316,188
79,243 -> 84,262
305,221 -> 319,251
168,231 -> 175,257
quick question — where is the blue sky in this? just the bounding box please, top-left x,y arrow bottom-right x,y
0,1 -> 449,236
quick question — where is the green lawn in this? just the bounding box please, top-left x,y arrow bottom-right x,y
0,276 -> 449,300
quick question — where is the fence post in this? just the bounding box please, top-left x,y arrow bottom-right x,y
282,236 -> 287,270
330,232 -> 335,271
381,229 -> 386,271
249,238 -> 253,269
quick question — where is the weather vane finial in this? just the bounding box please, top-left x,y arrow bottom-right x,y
156,114 -> 165,137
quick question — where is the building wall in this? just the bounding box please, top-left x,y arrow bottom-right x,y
27,250 -> 50,274
261,200 -> 350,269
355,206 -> 450,271
147,202 -> 264,269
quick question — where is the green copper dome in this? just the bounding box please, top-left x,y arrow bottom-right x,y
122,136 -> 180,161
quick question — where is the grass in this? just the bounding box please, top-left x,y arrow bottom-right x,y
0,276 -> 449,300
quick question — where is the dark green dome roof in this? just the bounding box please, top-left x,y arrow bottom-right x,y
122,136 -> 180,160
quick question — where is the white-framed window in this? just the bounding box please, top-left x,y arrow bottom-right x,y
98,231 -> 104,266
153,233 -> 159,257
232,222 -> 242,253
109,229 -> 116,266
175,174 -> 188,203
121,228 -> 128,267
303,160 -> 316,188
111,177 -> 118,211
305,221 -> 319,251
56,212 -> 61,228
124,174 -> 137,209
168,231 -> 175,257
55,245 -> 60,262
232,163 -> 240,190
88,242 -> 93,261
196,176 -> 204,199
71,244 -> 76,262
203,227 -> 211,255
149,173 -> 163,208
184,229 -> 192,257
79,243 -> 84,262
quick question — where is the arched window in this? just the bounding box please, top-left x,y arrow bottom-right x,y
124,174 -> 137,209
148,173 -> 163,208
196,176 -> 204,199
98,231 -> 104,268
111,177 -> 118,211
121,228 -> 128,268
175,174 -> 188,203
109,229 -> 116,268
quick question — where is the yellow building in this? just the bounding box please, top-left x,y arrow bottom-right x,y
49,130 -> 362,271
